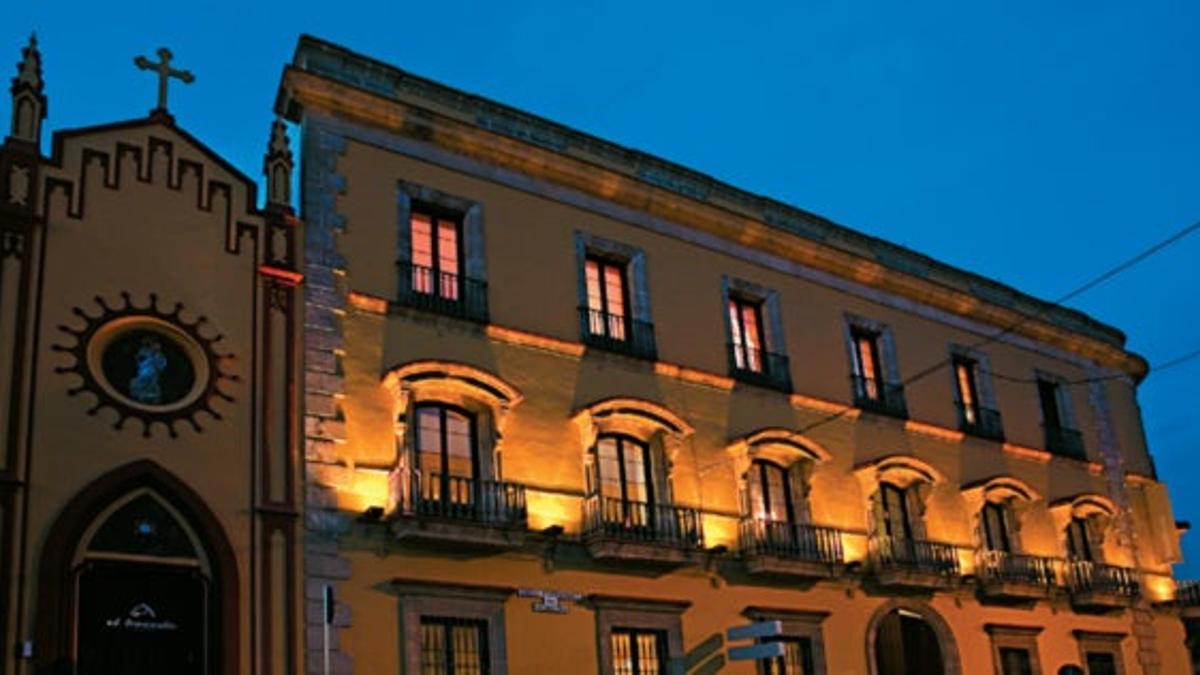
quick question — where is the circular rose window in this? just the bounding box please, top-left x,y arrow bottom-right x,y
56,293 -> 236,437
87,317 -> 210,413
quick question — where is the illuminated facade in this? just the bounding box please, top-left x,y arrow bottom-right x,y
0,31 -> 1192,675
280,36 -> 1192,675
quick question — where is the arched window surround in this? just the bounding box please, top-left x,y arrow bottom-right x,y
383,361 -> 522,513
573,397 -> 692,508
1049,493 -> 1120,564
961,475 -> 1042,556
727,429 -> 830,526
853,455 -> 944,542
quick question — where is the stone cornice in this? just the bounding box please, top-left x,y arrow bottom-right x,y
278,38 -> 1148,380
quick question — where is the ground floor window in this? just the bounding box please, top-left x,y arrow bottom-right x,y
591,595 -> 686,675
986,623 -> 1042,675
611,627 -> 666,675
761,635 -> 815,674
421,617 -> 489,675
745,607 -> 829,675
1084,652 -> 1117,675
1073,630 -> 1125,675
998,647 -> 1033,675
394,579 -> 510,675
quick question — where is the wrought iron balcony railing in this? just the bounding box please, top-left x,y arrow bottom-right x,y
391,470 -> 527,527
869,535 -> 960,576
1178,580 -> 1200,607
738,517 -> 844,565
851,375 -> 909,419
1065,559 -> 1140,598
727,344 -> 792,392
976,549 -> 1058,588
1044,424 -> 1086,460
579,307 -> 658,360
397,261 -> 489,322
582,493 -> 703,548
956,402 -> 1005,441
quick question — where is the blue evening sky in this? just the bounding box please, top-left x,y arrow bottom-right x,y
5,2 -> 1198,572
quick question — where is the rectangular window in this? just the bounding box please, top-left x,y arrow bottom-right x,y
998,647 -> 1033,675
954,357 -> 980,424
729,297 -> 766,373
1085,651 -> 1117,675
585,256 -> 629,341
420,617 -> 489,675
410,209 -> 462,301
851,328 -> 882,399
1067,517 -> 1093,561
880,484 -> 912,540
760,636 -> 814,675
982,502 -> 1011,553
611,628 -> 666,675
1037,379 -> 1062,431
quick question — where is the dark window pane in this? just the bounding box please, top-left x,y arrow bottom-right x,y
1085,651 -> 1117,675
999,647 -> 1033,675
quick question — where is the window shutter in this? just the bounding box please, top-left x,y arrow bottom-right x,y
395,189 -> 413,264
786,462 -> 811,523
1001,501 -> 1022,553
904,487 -> 927,541
462,204 -> 485,281
869,489 -> 887,537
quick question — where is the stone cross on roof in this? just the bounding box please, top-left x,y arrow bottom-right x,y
133,47 -> 194,114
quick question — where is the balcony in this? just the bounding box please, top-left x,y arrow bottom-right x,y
1176,580 -> 1200,618
1044,424 -> 1086,460
739,518 -> 844,578
396,261 -> 489,322
869,535 -> 960,589
1066,560 -> 1140,609
582,493 -> 703,565
851,375 -> 908,419
976,550 -> 1058,600
389,469 -> 528,549
727,344 -> 792,393
956,402 -> 1005,441
579,307 -> 658,361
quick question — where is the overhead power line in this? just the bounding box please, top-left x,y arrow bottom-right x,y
792,218 -> 1200,436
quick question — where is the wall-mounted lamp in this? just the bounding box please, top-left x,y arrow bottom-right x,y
358,505 -> 385,523
541,524 -> 564,572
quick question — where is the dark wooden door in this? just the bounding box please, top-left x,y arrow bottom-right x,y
875,609 -> 945,675
76,561 -> 209,674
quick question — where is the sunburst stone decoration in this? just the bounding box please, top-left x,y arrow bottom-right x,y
53,292 -> 238,437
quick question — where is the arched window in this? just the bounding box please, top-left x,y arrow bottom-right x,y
748,459 -> 795,524
413,403 -> 478,511
592,434 -> 655,526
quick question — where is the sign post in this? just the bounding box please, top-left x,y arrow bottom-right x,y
323,585 -> 334,675
726,620 -> 784,662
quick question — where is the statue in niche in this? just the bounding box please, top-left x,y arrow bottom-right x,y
129,336 -> 167,404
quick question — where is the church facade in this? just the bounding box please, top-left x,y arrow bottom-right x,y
0,32 -> 1194,675
0,38 -> 303,674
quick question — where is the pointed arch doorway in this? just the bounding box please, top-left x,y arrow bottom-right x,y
35,461 -> 239,675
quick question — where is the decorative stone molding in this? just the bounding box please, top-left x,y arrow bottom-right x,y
984,624 -> 1044,675
588,595 -> 690,675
